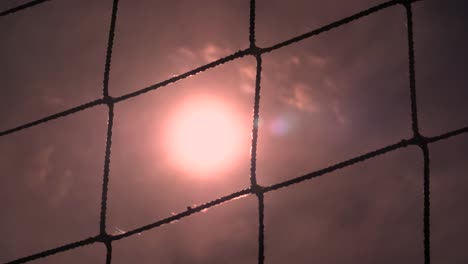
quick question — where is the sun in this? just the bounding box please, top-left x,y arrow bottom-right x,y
164,95 -> 246,177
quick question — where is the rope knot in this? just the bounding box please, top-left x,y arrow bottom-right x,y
103,96 -> 114,106
413,133 -> 428,147
251,184 -> 264,196
249,45 -> 262,56
96,233 -> 112,244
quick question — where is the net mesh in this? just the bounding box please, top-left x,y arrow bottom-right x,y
1,0 -> 467,263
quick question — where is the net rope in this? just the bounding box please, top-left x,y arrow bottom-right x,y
1,0 -> 466,263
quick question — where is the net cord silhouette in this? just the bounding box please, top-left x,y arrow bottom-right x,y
1,0 -> 466,263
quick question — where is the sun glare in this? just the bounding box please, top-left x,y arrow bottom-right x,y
164,95 -> 246,177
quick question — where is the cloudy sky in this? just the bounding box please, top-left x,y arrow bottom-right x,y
1,0 -> 467,263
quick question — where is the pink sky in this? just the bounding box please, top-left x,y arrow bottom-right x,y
1,0 -> 468,263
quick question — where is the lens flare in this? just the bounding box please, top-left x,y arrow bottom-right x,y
271,117 -> 289,136
270,112 -> 299,137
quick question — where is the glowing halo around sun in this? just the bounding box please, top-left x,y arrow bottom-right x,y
164,95 -> 246,177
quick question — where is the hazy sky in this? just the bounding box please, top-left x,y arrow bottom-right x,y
1,0 -> 467,263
